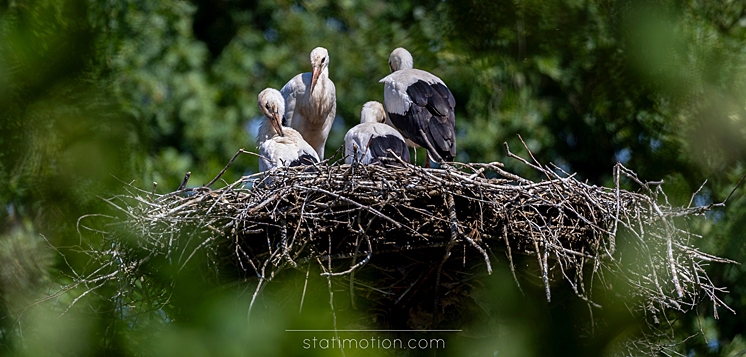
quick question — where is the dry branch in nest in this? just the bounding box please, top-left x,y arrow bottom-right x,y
71,143 -> 737,342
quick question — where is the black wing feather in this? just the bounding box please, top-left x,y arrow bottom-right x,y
367,134 -> 411,166
388,80 -> 456,162
406,81 -> 430,107
288,153 -> 319,167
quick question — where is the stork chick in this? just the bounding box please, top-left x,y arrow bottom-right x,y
281,47 -> 337,159
380,47 -> 456,166
257,88 -> 319,172
344,101 -> 410,166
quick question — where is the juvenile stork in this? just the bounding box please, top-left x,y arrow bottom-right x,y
281,47 -> 336,159
379,47 -> 456,166
256,88 -> 319,172
344,101 -> 410,166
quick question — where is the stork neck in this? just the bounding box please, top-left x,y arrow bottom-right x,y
257,117 -> 279,143
315,67 -> 329,87
310,67 -> 329,98
394,57 -> 413,71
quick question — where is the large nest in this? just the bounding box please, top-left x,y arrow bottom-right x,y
70,143 -> 736,343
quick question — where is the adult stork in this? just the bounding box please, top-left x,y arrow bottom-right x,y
379,47 -> 456,166
281,47 -> 336,159
256,88 -> 319,172
344,101 -> 411,166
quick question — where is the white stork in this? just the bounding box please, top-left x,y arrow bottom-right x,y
379,47 -> 456,166
256,88 -> 319,172
281,47 -> 336,159
344,101 -> 411,166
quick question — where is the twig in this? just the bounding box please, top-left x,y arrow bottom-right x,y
205,149 -> 249,188
177,172 -> 191,191
724,171 -> 746,203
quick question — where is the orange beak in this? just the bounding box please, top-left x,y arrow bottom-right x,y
310,66 -> 321,94
270,112 -> 284,137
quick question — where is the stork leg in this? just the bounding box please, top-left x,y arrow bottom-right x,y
417,128 -> 444,165
425,152 -> 431,168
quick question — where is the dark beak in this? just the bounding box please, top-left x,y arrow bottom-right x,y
310,65 -> 321,93
271,112 -> 284,137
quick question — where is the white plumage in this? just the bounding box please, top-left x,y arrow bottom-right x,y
256,88 -> 319,172
344,101 -> 410,165
281,47 -> 337,159
379,47 -> 456,164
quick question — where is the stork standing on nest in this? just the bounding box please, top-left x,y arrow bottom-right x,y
344,101 -> 411,166
281,47 -> 336,159
379,47 -> 456,167
256,88 -> 319,172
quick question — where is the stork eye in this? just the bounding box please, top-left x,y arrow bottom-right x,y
321,57 -> 325,63
265,103 -> 270,110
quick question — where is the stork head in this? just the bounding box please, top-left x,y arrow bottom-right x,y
258,88 -> 285,137
388,47 -> 414,72
309,47 -> 329,93
360,101 -> 386,124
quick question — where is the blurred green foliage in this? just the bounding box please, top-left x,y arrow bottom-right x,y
1,0 -> 745,355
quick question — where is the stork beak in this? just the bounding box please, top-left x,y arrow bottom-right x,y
310,65 -> 321,94
271,112 -> 284,137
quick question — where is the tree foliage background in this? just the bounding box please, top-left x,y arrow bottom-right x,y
0,0 -> 745,355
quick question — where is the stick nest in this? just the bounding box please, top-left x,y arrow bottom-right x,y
76,144 -> 735,336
